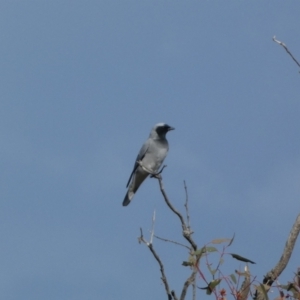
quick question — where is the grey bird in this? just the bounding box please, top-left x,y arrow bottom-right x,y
122,123 -> 174,206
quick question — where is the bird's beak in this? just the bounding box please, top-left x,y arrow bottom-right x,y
168,126 -> 175,131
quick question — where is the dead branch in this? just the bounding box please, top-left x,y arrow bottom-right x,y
273,36 -> 300,71
138,227 -> 175,300
148,243 -> 174,300
154,235 -> 191,250
156,175 -> 198,251
180,269 -> 197,300
184,180 -> 191,231
254,213 -> 300,300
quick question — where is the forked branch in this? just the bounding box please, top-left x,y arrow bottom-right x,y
138,227 -> 176,300
156,174 -> 198,251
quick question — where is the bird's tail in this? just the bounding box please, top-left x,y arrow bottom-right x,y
122,168 -> 149,206
122,190 -> 135,206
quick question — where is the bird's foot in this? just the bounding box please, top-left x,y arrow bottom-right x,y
150,165 -> 167,178
136,161 -> 167,178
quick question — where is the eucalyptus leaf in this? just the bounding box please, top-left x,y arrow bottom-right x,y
199,279 -> 222,295
206,246 -> 218,253
194,247 -> 206,258
227,233 -> 235,247
211,238 -> 231,244
230,253 -> 255,264
230,274 -> 237,284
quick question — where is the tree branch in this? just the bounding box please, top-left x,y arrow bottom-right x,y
254,213 -> 300,300
154,235 -> 191,250
180,269 -> 197,300
138,227 -> 175,300
149,243 -> 174,300
184,180 -> 191,231
273,36 -> 300,71
156,175 -> 198,251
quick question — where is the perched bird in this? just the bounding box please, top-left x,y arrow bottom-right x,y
122,123 -> 174,206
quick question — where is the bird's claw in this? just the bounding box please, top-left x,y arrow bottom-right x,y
137,161 -> 167,177
150,165 -> 167,178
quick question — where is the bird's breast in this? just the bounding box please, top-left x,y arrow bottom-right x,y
143,141 -> 169,172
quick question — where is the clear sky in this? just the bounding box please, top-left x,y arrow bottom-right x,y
0,1 -> 300,299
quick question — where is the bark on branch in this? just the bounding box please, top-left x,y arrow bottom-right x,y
138,227 -> 175,300
254,213 -> 300,300
139,175 -> 198,300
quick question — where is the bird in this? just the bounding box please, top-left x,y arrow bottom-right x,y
122,123 -> 174,206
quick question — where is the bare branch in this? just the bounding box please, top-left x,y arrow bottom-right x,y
180,269 -> 197,300
150,210 -> 156,244
254,213 -> 300,300
138,227 -> 149,245
171,290 -> 179,300
273,36 -> 300,70
192,277 -> 196,300
183,180 -> 191,231
148,244 -> 173,300
154,235 -> 191,250
138,228 -> 174,300
156,175 -> 198,251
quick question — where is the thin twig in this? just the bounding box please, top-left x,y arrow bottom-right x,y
148,243 -> 173,300
196,264 -> 210,286
273,36 -> 300,70
183,180 -> 191,231
254,213 -> 300,300
218,269 -> 237,299
156,175 -> 198,251
138,227 -> 148,245
150,210 -> 156,244
154,235 -> 191,250
138,228 -> 174,300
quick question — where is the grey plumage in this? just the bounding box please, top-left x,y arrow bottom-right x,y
122,123 -> 174,206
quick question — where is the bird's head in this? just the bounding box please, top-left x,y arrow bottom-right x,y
150,123 -> 175,139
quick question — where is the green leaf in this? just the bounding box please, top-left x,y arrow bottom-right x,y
230,253 -> 256,264
182,261 -> 193,267
199,280 -> 221,295
211,238 -> 231,244
206,246 -> 218,253
188,254 -> 195,264
205,279 -> 222,295
194,247 -> 206,258
227,233 -> 235,247
230,274 -> 237,284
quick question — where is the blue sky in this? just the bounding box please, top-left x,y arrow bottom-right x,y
1,1 -> 300,299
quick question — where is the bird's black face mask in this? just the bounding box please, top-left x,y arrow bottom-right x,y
155,124 -> 174,136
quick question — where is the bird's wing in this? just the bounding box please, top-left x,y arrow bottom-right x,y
126,139 -> 151,188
